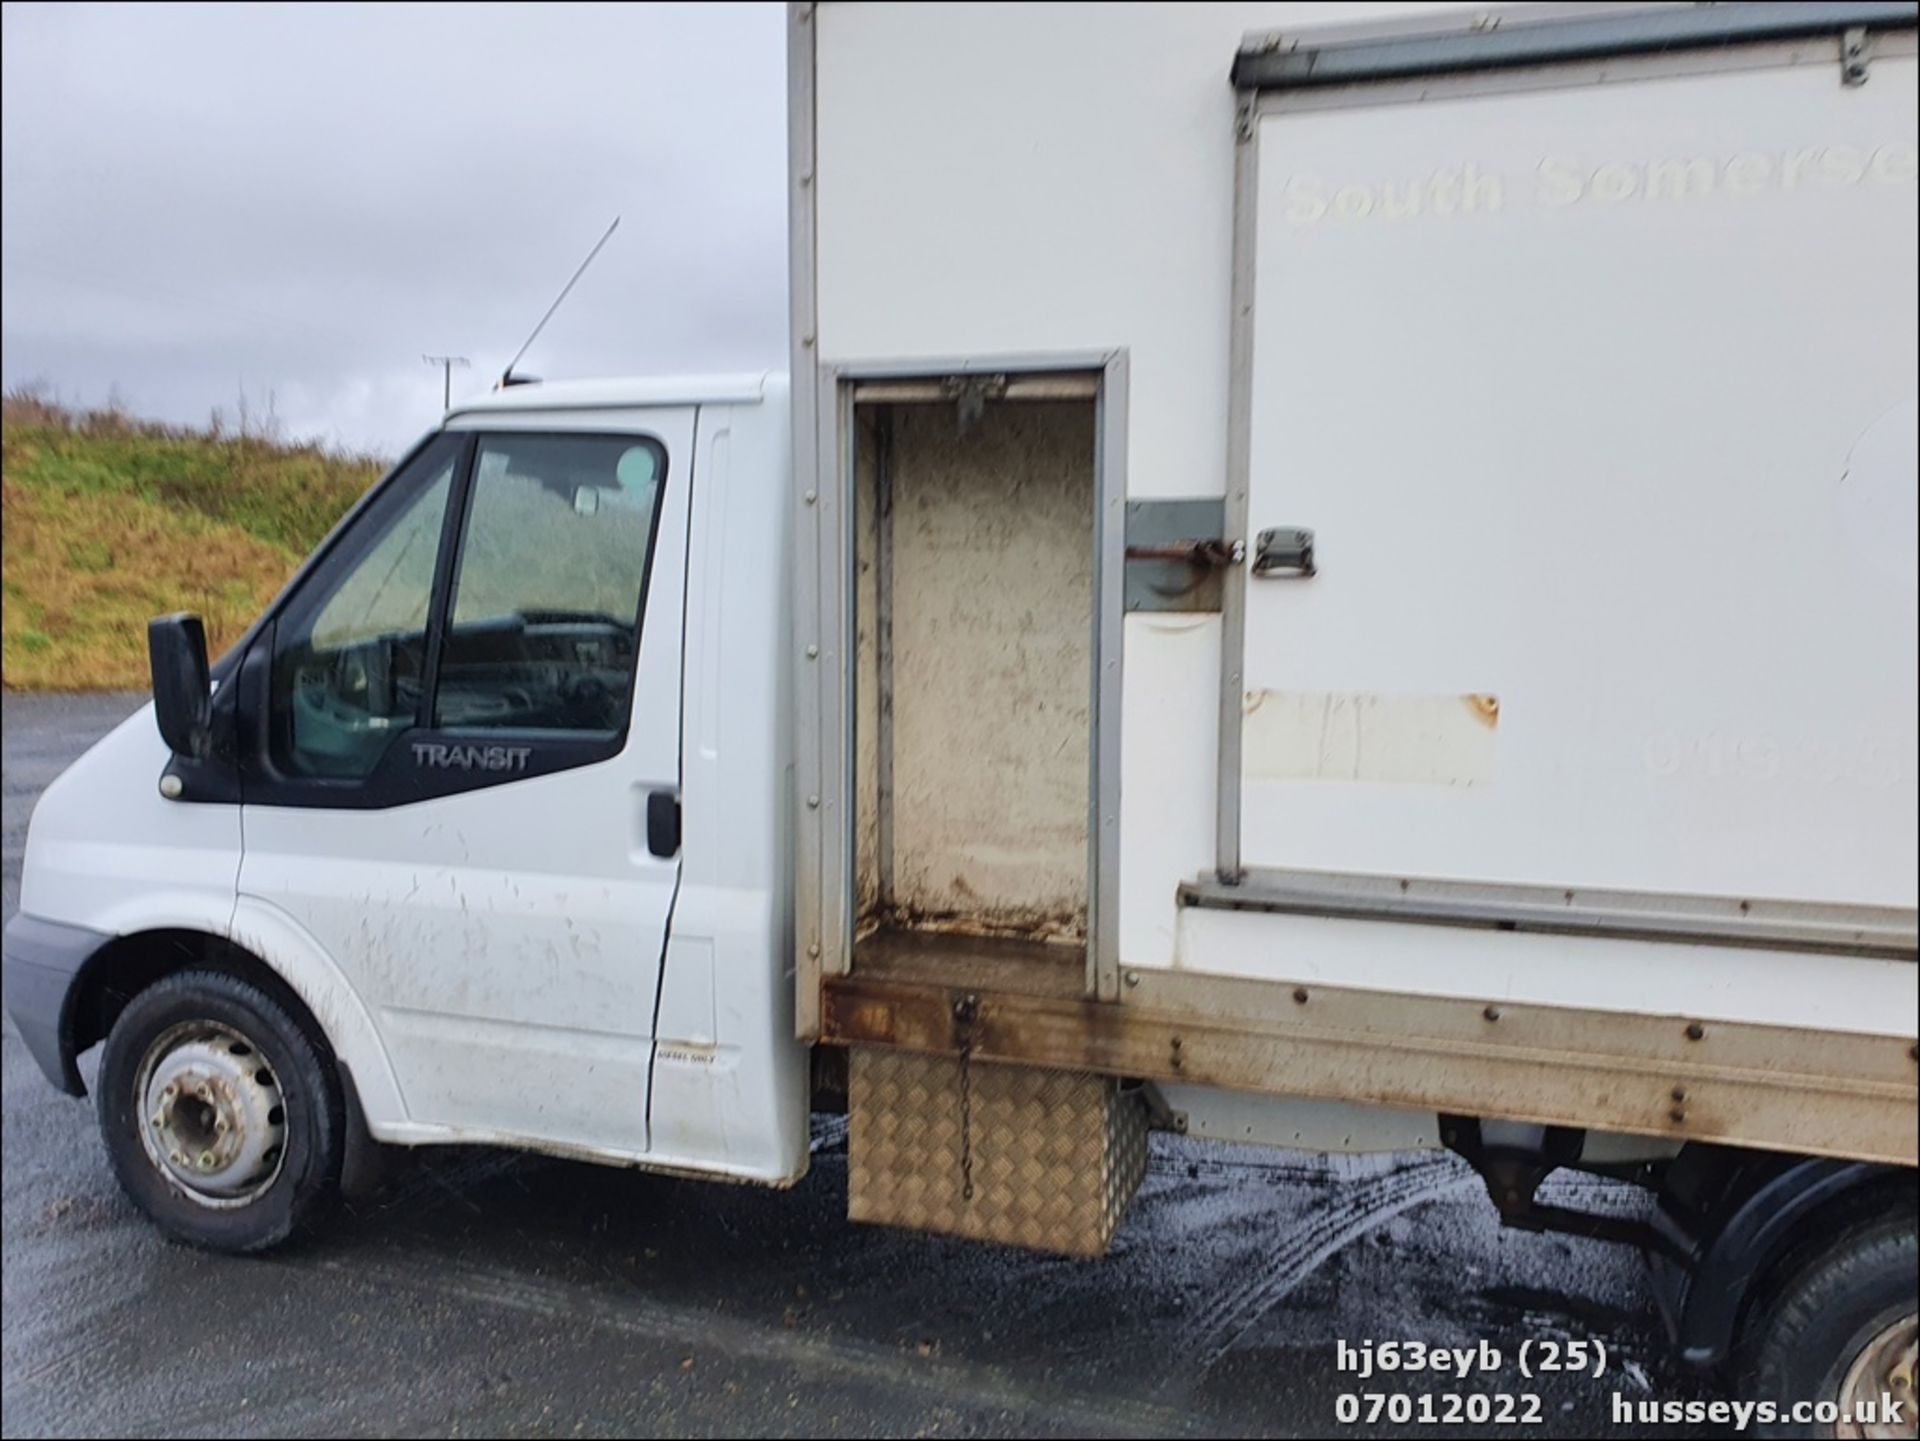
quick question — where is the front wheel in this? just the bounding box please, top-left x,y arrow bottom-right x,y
1735,1214 -> 1918,1440
96,970 -> 342,1252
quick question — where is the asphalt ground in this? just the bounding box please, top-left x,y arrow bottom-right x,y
2,691 -> 1722,1437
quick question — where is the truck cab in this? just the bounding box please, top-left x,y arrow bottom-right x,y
4,374 -> 809,1248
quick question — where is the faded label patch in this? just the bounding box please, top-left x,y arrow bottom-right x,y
1243,691 -> 1498,787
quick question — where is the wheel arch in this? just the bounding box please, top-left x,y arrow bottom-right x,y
71,929 -> 311,1078
65,907 -> 406,1139
1652,1144 -> 1917,1367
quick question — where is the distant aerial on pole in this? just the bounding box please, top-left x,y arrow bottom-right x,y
422,353 -> 470,411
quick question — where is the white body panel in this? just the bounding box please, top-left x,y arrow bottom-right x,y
1177,907 -> 1919,1039
808,2 -> 1920,1040
1154,1083 -> 1442,1153
1239,55 -> 1920,909
813,1 -> 1466,495
813,1 -> 1480,970
21,702 -> 240,939
646,392 -> 809,1179
18,703 -> 416,1128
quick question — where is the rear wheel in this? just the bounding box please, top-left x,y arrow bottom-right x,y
1735,1215 -> 1918,1440
96,970 -> 341,1252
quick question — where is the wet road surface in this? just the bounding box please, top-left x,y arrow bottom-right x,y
2,691 -> 1723,1437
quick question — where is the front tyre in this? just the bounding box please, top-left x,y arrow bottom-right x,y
1736,1214 -> 1918,1440
96,970 -> 342,1252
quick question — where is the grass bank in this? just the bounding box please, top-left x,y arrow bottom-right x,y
2,392 -> 384,690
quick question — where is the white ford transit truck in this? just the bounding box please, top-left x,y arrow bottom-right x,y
5,3 -> 1916,1427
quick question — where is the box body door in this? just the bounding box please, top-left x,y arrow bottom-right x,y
1238,52 -> 1919,908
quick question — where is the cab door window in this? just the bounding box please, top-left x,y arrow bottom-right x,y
433,434 -> 666,735
269,435 -> 459,778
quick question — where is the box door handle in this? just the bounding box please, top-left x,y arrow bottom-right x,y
1252,527 -> 1317,578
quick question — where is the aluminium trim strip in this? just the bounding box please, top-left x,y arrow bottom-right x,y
1178,867 -> 1919,959
1232,1 -> 1918,90
788,1 -> 825,1033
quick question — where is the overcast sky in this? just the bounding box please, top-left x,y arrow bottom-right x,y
1,1 -> 786,456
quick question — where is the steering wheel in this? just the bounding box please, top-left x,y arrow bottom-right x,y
561,673 -> 617,729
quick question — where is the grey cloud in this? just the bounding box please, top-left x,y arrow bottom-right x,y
2,1 -> 787,455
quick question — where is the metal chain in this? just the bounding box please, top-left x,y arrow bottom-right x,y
958,1038 -> 974,1201
952,992 -> 979,1202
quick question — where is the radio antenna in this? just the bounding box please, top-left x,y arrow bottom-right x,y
499,215 -> 620,387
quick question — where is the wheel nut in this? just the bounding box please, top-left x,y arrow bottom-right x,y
170,1150 -> 186,1166
198,1152 -> 216,1170
215,1117 -> 229,1134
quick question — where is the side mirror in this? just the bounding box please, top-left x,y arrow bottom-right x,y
149,613 -> 213,760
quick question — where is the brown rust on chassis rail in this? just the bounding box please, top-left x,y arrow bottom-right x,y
820,965 -> 1918,1167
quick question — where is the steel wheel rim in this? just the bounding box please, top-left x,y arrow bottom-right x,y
1836,1313 -> 1918,1440
134,1019 -> 287,1209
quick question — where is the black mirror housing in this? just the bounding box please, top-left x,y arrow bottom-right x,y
149,613 -> 213,760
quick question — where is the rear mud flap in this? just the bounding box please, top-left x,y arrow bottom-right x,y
848,1047 -> 1147,1258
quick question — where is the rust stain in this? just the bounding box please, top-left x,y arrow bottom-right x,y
821,965 -> 1919,1167
843,999 -> 897,1042
868,901 -> 1085,946
1464,692 -> 1500,728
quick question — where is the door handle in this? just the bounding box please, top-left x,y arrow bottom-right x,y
1252,527 -> 1317,578
646,789 -> 681,859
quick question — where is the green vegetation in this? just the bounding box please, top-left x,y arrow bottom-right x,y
2,389 -> 386,690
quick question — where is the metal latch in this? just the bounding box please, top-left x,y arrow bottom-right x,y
1124,498 -> 1239,612
1252,526 -> 1317,578
1123,539 -> 1244,568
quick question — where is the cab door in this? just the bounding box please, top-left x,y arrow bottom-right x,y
235,409 -> 694,1156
